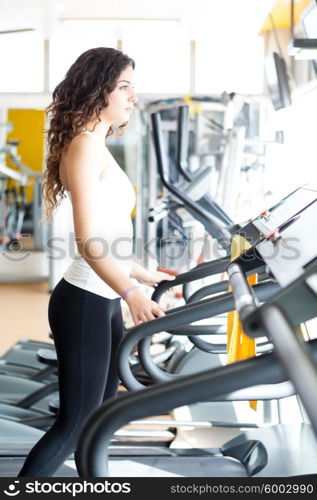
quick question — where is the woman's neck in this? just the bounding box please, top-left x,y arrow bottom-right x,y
84,117 -> 112,139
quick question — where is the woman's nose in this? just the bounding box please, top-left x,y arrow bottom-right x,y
129,89 -> 138,103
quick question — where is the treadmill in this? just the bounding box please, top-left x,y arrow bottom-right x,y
74,196 -> 317,477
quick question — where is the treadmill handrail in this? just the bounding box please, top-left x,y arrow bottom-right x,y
151,256 -> 230,302
176,105 -> 234,226
226,259 -> 317,435
185,279 -> 278,353
227,262 -> 258,325
179,165 -> 213,201
76,338 -> 317,477
260,304 -> 317,436
176,105 -> 191,181
118,281 -> 279,391
151,112 -> 231,246
138,281 -> 278,386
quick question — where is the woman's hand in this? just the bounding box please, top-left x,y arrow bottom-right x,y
123,287 -> 166,326
130,262 -> 176,288
135,269 -> 176,287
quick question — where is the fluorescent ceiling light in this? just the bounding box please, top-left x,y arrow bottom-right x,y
288,38 -> 317,59
60,17 -> 180,22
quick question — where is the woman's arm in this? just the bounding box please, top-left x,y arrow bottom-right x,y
64,135 -> 165,324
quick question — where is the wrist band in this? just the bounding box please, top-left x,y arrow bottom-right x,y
121,285 -> 139,299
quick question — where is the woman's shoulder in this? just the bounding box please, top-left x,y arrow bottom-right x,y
64,133 -> 105,164
62,133 -> 110,182
67,132 -> 100,152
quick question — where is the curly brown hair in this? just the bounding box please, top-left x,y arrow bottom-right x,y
43,47 -> 135,219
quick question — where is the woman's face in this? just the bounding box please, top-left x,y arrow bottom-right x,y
101,64 -> 137,123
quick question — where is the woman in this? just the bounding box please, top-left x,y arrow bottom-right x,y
18,47 -> 174,477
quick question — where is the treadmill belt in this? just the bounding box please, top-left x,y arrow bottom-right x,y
0,457 -> 78,477
108,456 -> 247,477
0,456 -> 247,477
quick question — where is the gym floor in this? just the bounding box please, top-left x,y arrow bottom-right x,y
0,280 -> 138,356
0,282 -> 52,356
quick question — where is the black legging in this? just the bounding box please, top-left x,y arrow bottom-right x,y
18,278 -> 124,477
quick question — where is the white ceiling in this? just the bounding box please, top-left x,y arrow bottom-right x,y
0,0 -> 275,38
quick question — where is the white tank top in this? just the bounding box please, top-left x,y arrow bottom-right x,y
63,136 -> 136,299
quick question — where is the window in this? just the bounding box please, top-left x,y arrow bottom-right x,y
195,36 -> 264,95
0,31 -> 44,92
49,23 -> 117,91
122,21 -> 190,94
265,90 -> 317,198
